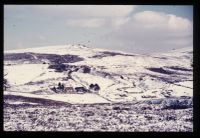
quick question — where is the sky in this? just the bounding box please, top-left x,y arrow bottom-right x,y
4,5 -> 193,53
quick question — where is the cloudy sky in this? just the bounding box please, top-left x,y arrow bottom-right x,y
4,5 -> 193,53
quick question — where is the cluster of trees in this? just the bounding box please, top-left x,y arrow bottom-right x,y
58,82 -> 64,90
52,82 -> 65,93
89,84 -> 100,91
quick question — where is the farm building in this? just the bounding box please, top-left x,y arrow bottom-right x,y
75,87 -> 88,93
63,87 -> 76,94
64,87 -> 74,92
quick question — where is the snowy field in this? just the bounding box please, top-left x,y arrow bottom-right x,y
4,91 -> 110,104
4,44 -> 193,103
4,44 -> 193,131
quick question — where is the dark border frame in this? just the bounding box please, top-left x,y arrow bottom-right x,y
1,0 -> 199,137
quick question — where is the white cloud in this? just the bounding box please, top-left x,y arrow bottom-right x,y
132,11 -> 192,31
5,5 -> 192,53
5,5 -> 136,28
34,5 -> 135,28
111,17 -> 131,28
35,5 -> 135,18
66,18 -> 106,28
65,17 -> 132,28
167,14 -> 192,31
94,11 -> 193,53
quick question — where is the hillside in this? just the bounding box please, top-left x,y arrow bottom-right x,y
3,44 -> 193,131
4,44 -> 193,104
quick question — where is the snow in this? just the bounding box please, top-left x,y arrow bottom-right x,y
4,64 -> 48,85
4,91 -> 111,104
6,101 -> 39,105
32,70 -> 67,82
176,81 -> 193,88
5,45 -> 99,58
72,72 -> 114,91
3,45 -> 193,132
4,44 -> 193,104
167,84 -> 192,97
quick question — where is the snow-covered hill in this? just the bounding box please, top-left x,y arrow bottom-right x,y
4,44 -> 193,104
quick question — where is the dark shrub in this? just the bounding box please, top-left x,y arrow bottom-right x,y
48,64 -> 66,72
113,107 -> 121,110
162,98 -> 193,109
82,111 -> 95,117
167,66 -> 192,71
149,99 -> 163,104
4,53 -> 34,61
62,54 -> 84,63
166,115 -> 177,121
5,53 -> 84,64
75,87 -> 88,93
51,87 -> 57,93
91,51 -> 135,59
147,67 -> 174,75
82,66 -> 91,73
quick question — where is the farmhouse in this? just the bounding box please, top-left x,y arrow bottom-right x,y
64,87 -> 74,92
75,87 -> 88,93
51,82 -> 99,94
64,87 -> 76,94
